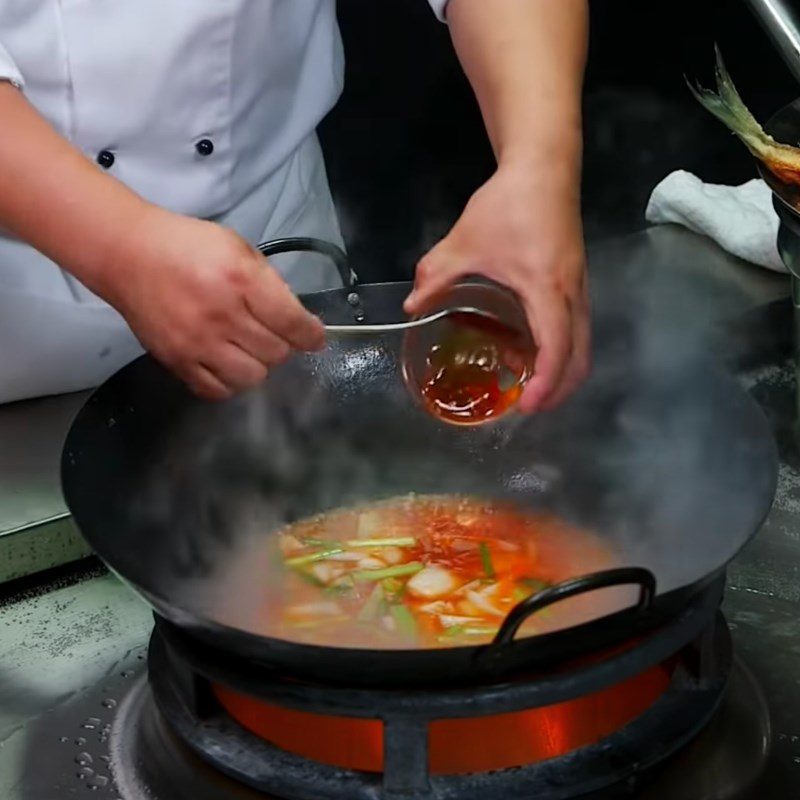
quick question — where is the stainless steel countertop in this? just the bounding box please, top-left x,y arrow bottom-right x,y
0,390 -> 89,533
0,391 -> 93,580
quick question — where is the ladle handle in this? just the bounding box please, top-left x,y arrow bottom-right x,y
490,567 -> 657,649
257,237 -> 358,288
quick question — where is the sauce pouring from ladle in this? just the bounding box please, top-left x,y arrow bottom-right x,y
256,240 -> 537,425
326,300 -> 535,426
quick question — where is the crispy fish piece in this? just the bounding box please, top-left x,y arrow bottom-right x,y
689,46 -> 800,187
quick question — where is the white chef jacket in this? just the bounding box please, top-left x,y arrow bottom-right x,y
0,0 -> 449,404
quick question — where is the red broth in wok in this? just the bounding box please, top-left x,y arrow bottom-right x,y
271,495 -> 624,649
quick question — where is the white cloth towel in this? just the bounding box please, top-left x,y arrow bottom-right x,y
645,170 -> 786,273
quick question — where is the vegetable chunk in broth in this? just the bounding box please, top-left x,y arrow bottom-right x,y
273,495 -> 623,649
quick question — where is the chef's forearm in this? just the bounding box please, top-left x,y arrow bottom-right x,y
446,0 -> 587,180
0,82 -> 148,296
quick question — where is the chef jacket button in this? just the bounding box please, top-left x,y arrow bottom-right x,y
96,150 -> 115,169
195,138 -> 214,157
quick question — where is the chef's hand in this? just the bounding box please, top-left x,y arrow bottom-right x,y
98,206 -> 325,400
404,164 -> 589,413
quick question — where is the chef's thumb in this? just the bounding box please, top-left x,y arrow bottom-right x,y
404,244 -> 463,315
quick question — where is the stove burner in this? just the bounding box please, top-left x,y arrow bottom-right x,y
109,643 -> 768,800
111,677 -> 270,800
640,657 -> 770,799
128,612 -> 735,799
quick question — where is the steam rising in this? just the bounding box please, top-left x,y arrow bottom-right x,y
114,261 -> 776,641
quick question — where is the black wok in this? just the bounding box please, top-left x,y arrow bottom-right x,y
61,239 -> 778,686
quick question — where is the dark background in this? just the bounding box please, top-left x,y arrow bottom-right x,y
319,0 -> 800,283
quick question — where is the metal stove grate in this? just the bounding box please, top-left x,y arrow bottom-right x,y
146,612 -> 732,800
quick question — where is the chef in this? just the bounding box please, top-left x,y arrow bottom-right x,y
0,0 -> 589,411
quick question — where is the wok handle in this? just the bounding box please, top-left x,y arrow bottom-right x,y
491,567 -> 657,649
256,237 -> 358,288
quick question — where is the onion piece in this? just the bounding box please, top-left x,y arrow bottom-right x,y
406,565 -> 461,600
419,601 -> 448,615
357,556 -> 388,571
326,551 -> 364,562
380,546 -> 406,565
454,580 -> 484,597
439,614 -> 485,628
310,563 -> 344,585
466,589 -> 504,618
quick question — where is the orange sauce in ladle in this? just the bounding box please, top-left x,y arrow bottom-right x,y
419,312 -> 533,425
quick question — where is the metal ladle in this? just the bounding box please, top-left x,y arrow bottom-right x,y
323,306 -> 502,335
255,237 -> 512,338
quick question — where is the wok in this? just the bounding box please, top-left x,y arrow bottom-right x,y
61,239 -> 778,686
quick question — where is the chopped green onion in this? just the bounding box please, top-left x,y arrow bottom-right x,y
290,568 -> 326,588
357,583 -> 385,622
513,585 -> 530,602
343,537 -> 417,549
438,625 -> 465,640
479,541 -> 495,579
301,537 -> 338,548
462,625 -> 501,637
285,615 -> 350,629
325,575 -> 356,597
382,577 -> 405,602
438,623 -> 500,643
390,604 -> 418,638
352,562 -> 425,583
512,578 -> 553,604
520,577 -> 551,593
285,546 -> 344,567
